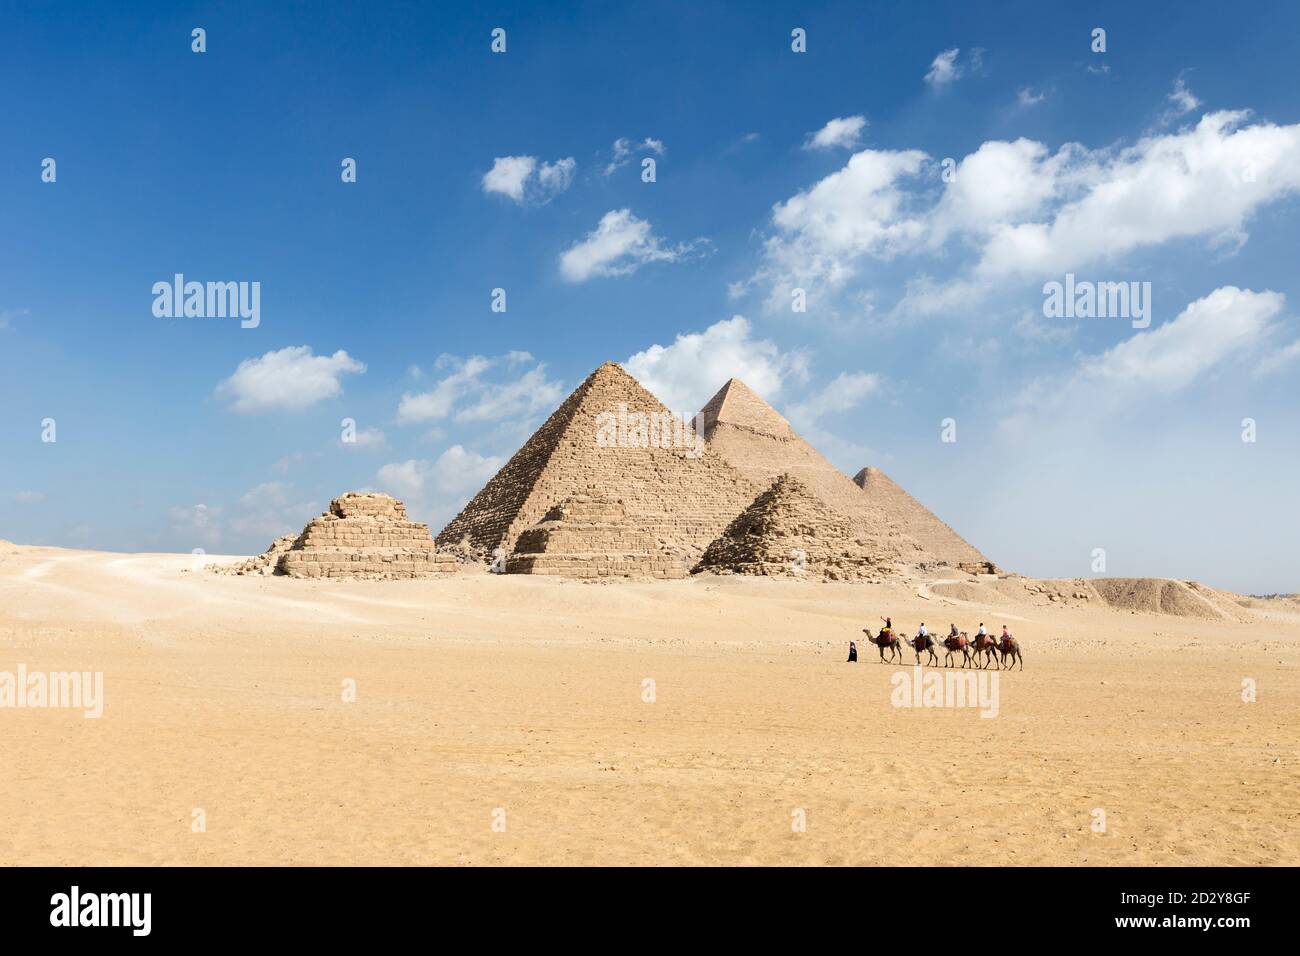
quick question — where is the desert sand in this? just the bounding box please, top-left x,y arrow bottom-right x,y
2,542 -> 1296,866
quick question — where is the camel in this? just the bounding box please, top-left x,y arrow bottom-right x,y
970,633 -> 1000,669
942,633 -> 972,668
999,635 -> 1024,671
908,632 -> 938,666
862,628 -> 903,664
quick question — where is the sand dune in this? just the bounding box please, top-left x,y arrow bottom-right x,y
0,544 -> 1296,866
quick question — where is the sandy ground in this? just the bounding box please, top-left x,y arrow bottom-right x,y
1,544 -> 1297,866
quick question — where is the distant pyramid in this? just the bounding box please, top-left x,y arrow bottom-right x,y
698,378 -> 991,569
693,474 -> 893,581
853,467 -> 993,572
436,363 -> 761,567
696,378 -> 921,562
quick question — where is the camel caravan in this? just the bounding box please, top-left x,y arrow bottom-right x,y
853,617 -> 1025,670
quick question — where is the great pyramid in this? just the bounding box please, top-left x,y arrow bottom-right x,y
693,474 -> 893,582
436,363 -> 761,571
219,492 -> 459,579
852,468 -> 993,572
697,378 -> 991,570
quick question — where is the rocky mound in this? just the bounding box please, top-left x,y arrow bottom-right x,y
1088,577 -> 1239,621
211,533 -> 296,577
692,474 -> 894,582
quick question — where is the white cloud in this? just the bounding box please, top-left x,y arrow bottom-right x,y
746,105 -> 1300,317
377,446 -> 503,501
924,48 -> 962,88
999,287 -> 1281,443
398,354 -> 563,426
559,209 -> 707,283
0,308 -> 29,331
482,156 -> 535,202
747,148 -> 929,308
169,503 -> 222,546
804,115 -> 867,151
397,356 -> 493,423
230,482 -> 318,541
1075,287 -> 1280,391
1166,77 -> 1201,117
342,427 -> 387,450
786,371 -> 881,430
623,315 -> 809,416
604,137 -> 665,175
1017,87 -> 1046,107
15,490 -> 45,504
1255,337 -> 1300,377
217,346 -> 365,414
454,364 -> 564,423
482,155 -> 575,204
972,112 -> 1300,283
537,157 -> 576,194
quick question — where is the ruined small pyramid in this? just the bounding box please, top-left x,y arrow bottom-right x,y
278,492 -> 458,579
506,493 -> 687,579
436,363 -> 761,569
693,474 -> 893,581
853,468 -> 994,573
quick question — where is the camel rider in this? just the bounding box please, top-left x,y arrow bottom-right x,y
1000,625 -> 1011,647
880,616 -> 893,638
917,623 -> 928,641
949,623 -> 959,639
977,623 -> 987,639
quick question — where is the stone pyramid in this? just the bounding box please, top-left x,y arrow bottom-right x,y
693,474 -> 893,581
277,492 -> 459,579
696,378 -> 922,562
436,363 -> 761,568
853,468 -> 994,573
698,378 -> 991,570
506,493 -> 687,579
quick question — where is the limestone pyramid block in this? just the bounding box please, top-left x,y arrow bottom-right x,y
506,493 -> 686,579
693,474 -> 895,582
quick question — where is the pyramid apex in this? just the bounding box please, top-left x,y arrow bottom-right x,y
853,466 -> 890,489
697,377 -> 794,439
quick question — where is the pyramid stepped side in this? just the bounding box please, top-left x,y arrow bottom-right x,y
693,474 -> 894,582
437,363 -> 761,564
853,467 -> 995,572
506,494 -> 687,579
697,379 -> 922,562
435,374 -> 590,555
280,492 -> 458,579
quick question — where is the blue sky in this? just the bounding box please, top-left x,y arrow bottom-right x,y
2,1 -> 1298,592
